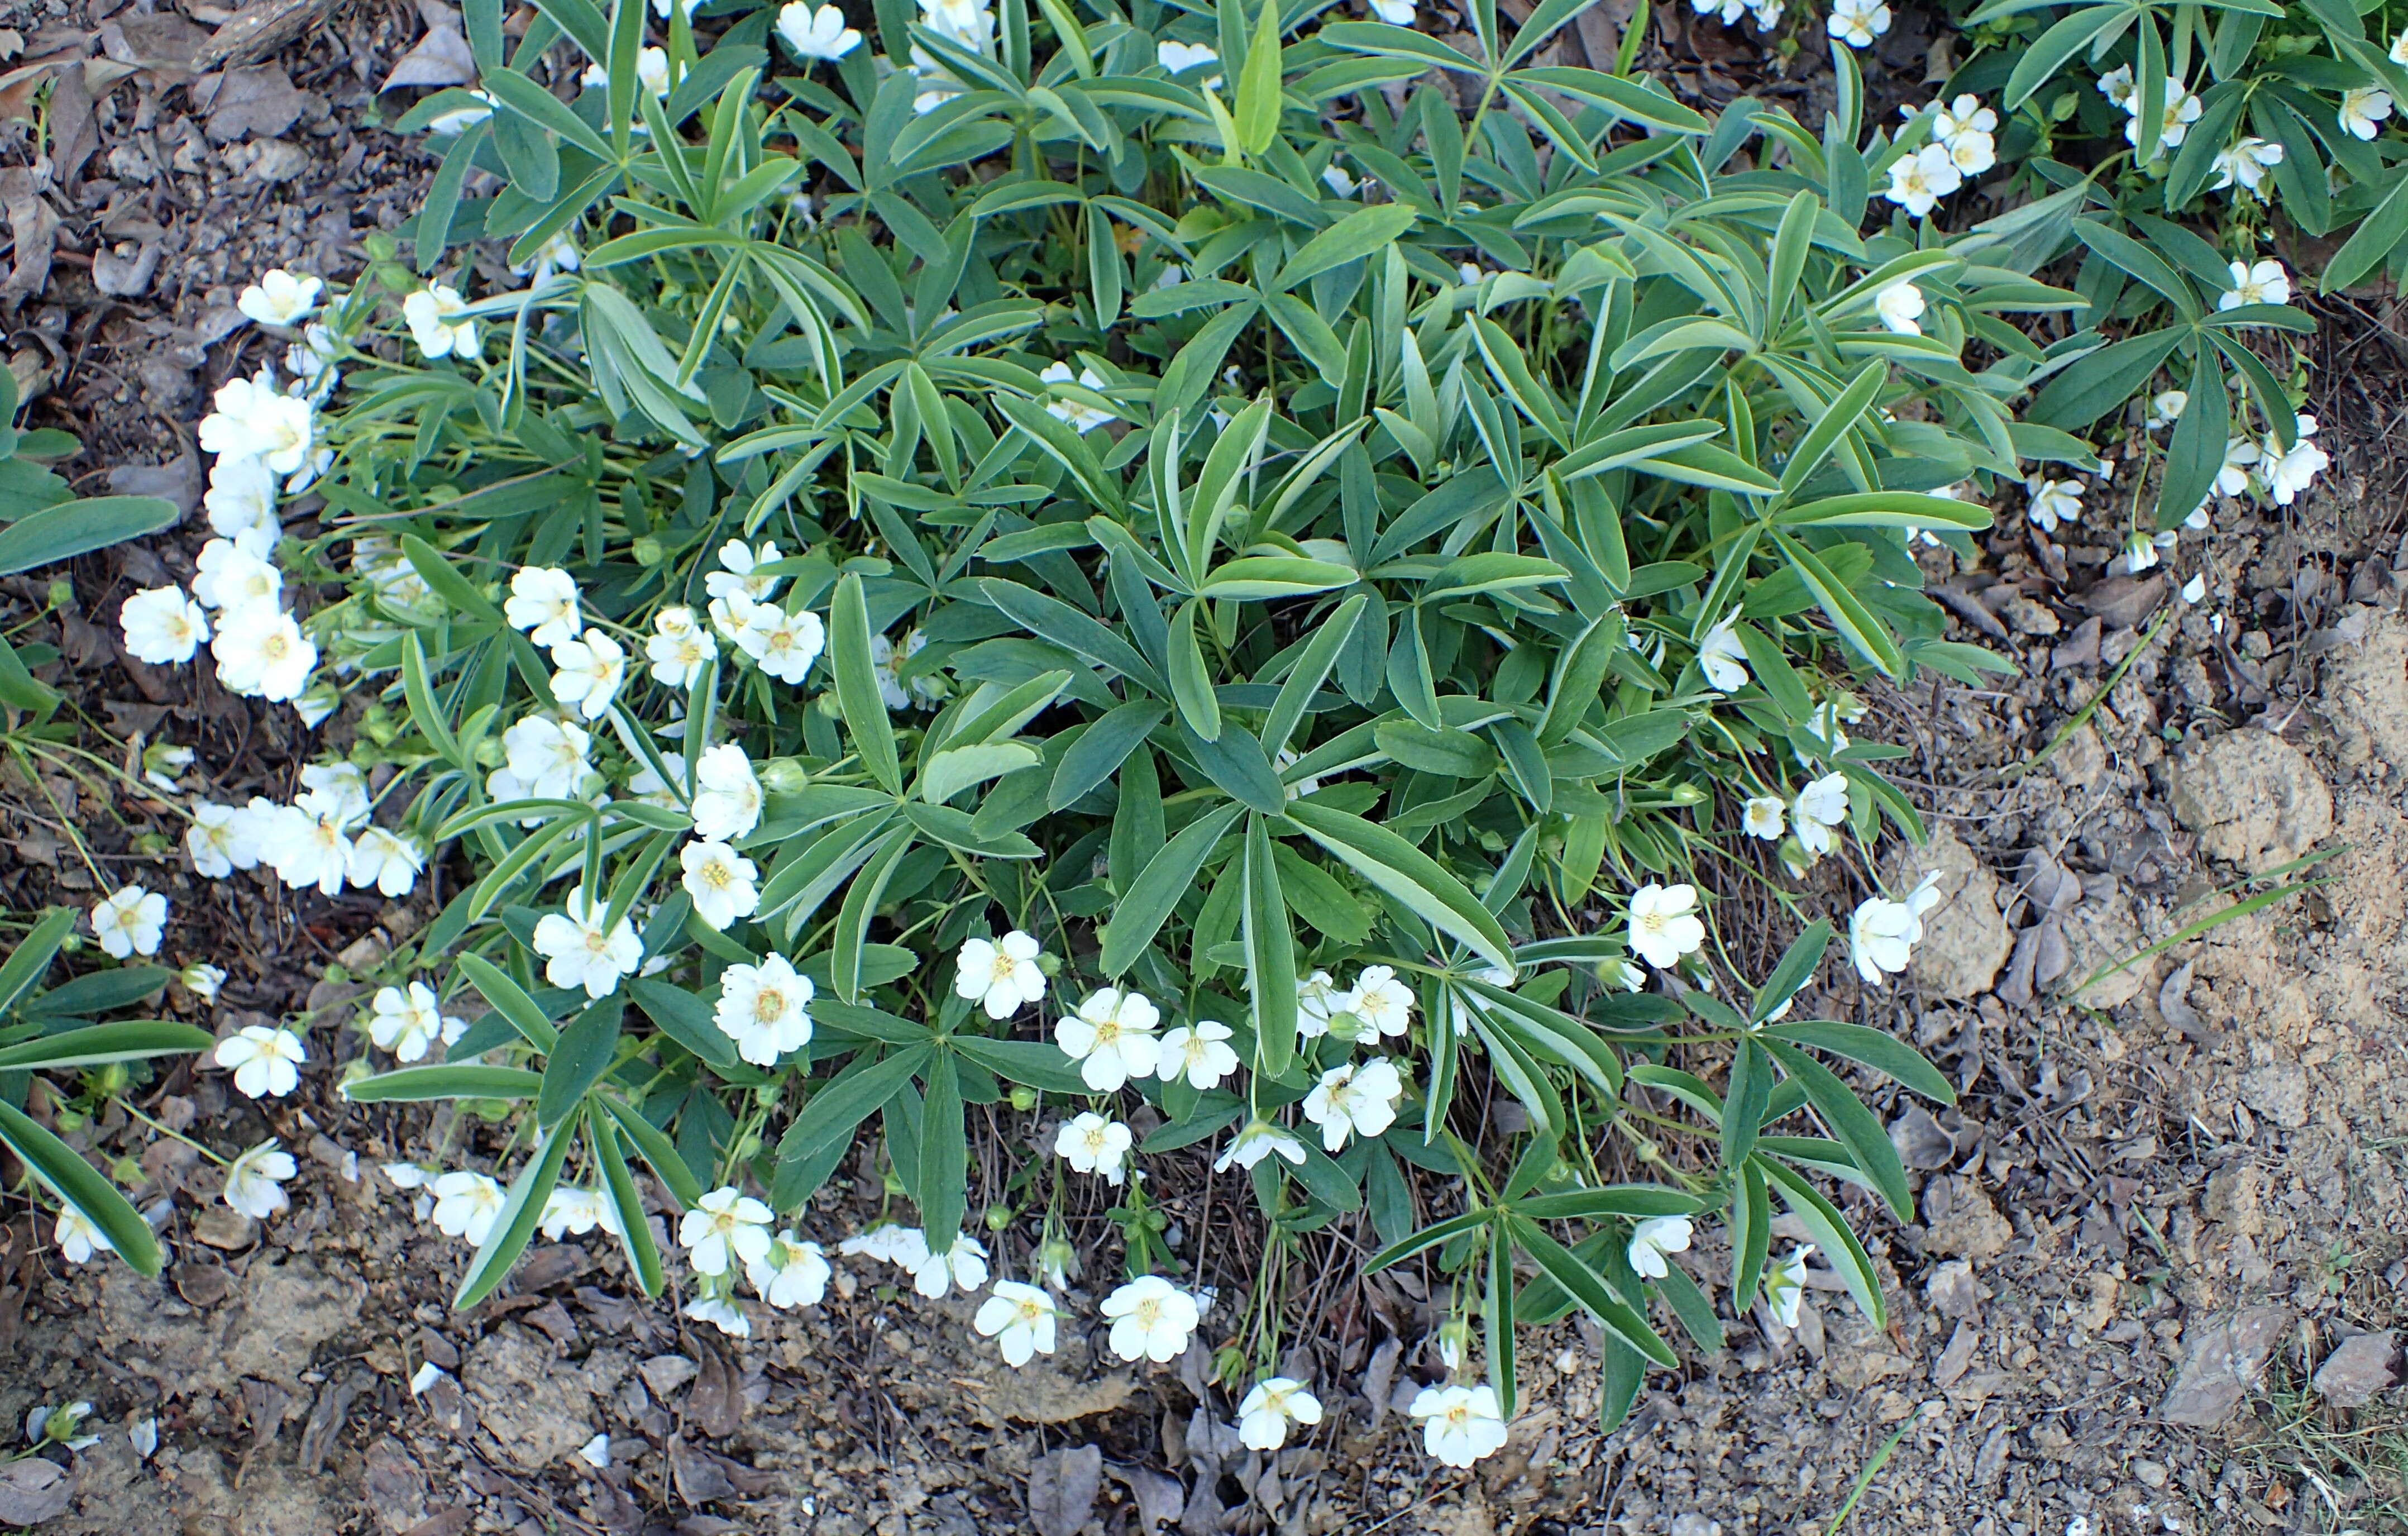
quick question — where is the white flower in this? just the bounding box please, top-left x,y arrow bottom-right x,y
691,743 -> 765,841
2145,389 -> 2187,430
1742,795 -> 1786,841
121,587 -> 209,665
973,1279 -> 1060,1365
2395,28 -> 2408,66
1695,614 -> 1750,689
1321,163 -> 1360,197
403,285 -> 480,360
2340,85 -> 2393,141
1850,871 -> 1943,984
548,631 -> 627,721
1342,964 -> 1416,1038
2209,136 -> 2283,194
1767,1243 -> 1814,1327
2261,414 -> 2328,505
192,538 -> 283,613
424,89 -> 496,134
531,886 -> 644,999
647,605 -> 718,688
1616,958 -> 1647,992
733,600 -> 826,685
211,604 -> 316,702
1826,0 -> 1889,47
776,1 -> 862,56
748,1232 -> 832,1308
2217,257 -> 2291,312
1054,1112 -> 1135,1185
911,1233 -> 989,1298
1295,970 -> 1345,1037
1881,144 -> 1961,217
1156,1019 -> 1239,1090
838,1222 -> 929,1268
870,629 -> 938,709
285,323 -> 341,402
222,1139 -> 297,1220
1213,1119 -> 1307,1172
713,954 -> 815,1066
216,1024 -> 306,1098
538,1186 -> 617,1241
706,540 -> 783,603
180,963 -> 227,1001
1932,93 -> 1998,146
681,839 -> 761,932
204,456 -> 280,556
1626,1214 -> 1693,1280
197,377 -> 314,474
501,715 -> 593,801
187,800 -> 264,877
2123,531 -> 2161,575
1696,0 -> 1747,28
916,0 -> 995,49
1793,771 -> 1850,856
1626,883 -> 1706,969
1101,1275 -> 1201,1363
1301,1057 -> 1404,1152
955,930 -> 1048,1019
1039,361 -> 1118,434
54,1204 -> 113,1265
1874,280 -> 1925,337
505,567 -> 581,647
2025,475 -> 2084,533
383,1162 -> 434,1190
262,803 -> 353,896
1409,1384 -> 1509,1467
431,1170 -> 506,1243
1368,0 -> 1415,20
2097,64 -> 2134,108
1238,1378 -> 1323,1450
1157,40 -> 1221,88
1054,986 -> 1160,1090
681,1186 -> 775,1276
349,828 -> 424,898
684,1294 -> 752,1337
2123,78 -> 2202,151
368,981 -> 465,1063
237,269 -> 322,327
90,884 -> 166,958
2181,571 -> 2208,604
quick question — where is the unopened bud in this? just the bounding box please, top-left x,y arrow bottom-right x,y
1009,1085 -> 1038,1112
632,535 -> 665,566
759,759 -> 810,794
1669,783 -> 1708,806
983,1203 -> 1012,1232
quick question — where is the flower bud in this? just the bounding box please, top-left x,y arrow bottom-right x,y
759,758 -> 810,794
1210,1346 -> 1246,1386
752,1082 -> 782,1108
632,535 -> 665,566
1668,782 -> 1708,806
1009,1085 -> 1038,1112
45,577 -> 73,610
983,1203 -> 1012,1232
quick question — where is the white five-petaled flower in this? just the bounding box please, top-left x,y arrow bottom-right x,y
1742,794 -> 1786,841
912,1233 -> 990,1298
1882,144 -> 1962,218
1102,1275 -> 1202,1363
537,1187 -> 617,1242
1850,871 -> 1944,984
706,539 -> 783,603
2218,258 -> 2291,312
956,930 -> 1049,1019
1826,0 -> 1889,47
531,885 -> 644,999
2025,475 -> 2084,534
870,628 -> 940,709
838,1222 -> 930,1270
1874,280 -> 1925,337
121,587 -> 210,665
499,715 -> 592,802
2209,136 -> 2284,195
2261,414 -> 2328,506
204,455 -> 280,556
1301,1057 -> 1405,1152
1156,1018 -> 1240,1090
682,839 -> 761,932
261,803 -> 352,897
1341,964 -> 1416,1038
2096,64 -> 2134,109
403,285 -> 480,360
748,1232 -> 833,1308
2122,77 -> 2202,151
211,604 -> 317,702
2340,85 -> 2394,141
54,1203 -> 113,1265
1039,361 -> 1118,434
1695,614 -> 1750,690
1410,1384 -> 1509,1468
222,1139 -> 297,1220
1238,1377 -> 1324,1451
90,883 -> 166,958
776,1 -> 863,58
733,599 -> 826,685
685,1293 -> 752,1338
1054,1112 -> 1135,1186
1626,883 -> 1707,970
431,1170 -> 507,1244
216,1024 -> 307,1098
648,605 -> 719,688
1367,0 -> 1415,23
548,631 -> 627,721
681,1187 -> 776,1276
691,743 -> 765,841
2145,389 -> 2188,430
505,567 -> 581,646
237,269 -> 322,326
974,1280 -> 1061,1365
1767,1243 -> 1815,1328
1296,970 -> 1345,1037
192,538 -> 281,612
713,954 -> 815,1066
1214,1118 -> 1308,1172
1793,771 -> 1850,856
367,981 -> 465,1063
180,963 -> 228,1001
1054,986 -> 1160,1090
1626,1214 -> 1694,1280
197,377 -> 314,473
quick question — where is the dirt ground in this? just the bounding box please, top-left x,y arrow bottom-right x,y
4,2 -> 2408,1533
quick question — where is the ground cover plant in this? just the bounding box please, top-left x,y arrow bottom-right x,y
4,0 -> 2340,1481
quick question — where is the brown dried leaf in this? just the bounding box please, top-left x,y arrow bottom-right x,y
381,25 -> 475,90
686,1340 -> 745,1439
196,63 -> 305,142
1027,1444 -> 1102,1536
45,61 -> 95,185
0,1458 -> 74,1525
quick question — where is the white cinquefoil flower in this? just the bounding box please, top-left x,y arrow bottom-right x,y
211,604 -> 317,702
1626,883 -> 1705,970
1054,1112 -> 1134,1185
682,839 -> 761,931
197,377 -> 314,474
911,1233 -> 990,1298
431,1170 -> 506,1244
1238,1377 -> 1323,1451
681,1187 -> 775,1276
748,1232 -> 832,1308
1156,1018 -> 1239,1090
403,284 -> 480,360
121,588 -> 209,665
505,566 -> 581,646
548,631 -> 627,721
91,884 -> 166,958
713,954 -> 815,1066
955,929 -> 1048,1019
367,981 -> 465,1063
1053,985 -> 1160,1090
531,885 -> 643,999
222,1139 -> 297,1220
1301,1057 -> 1404,1152
1101,1275 -> 1201,1363
1410,1384 -> 1509,1467
237,269 -> 322,327
216,1025 -> 306,1098
776,1 -> 862,57
1627,1214 -> 1694,1280
973,1280 -> 1060,1365
1851,872 -> 1945,985
691,742 -> 765,841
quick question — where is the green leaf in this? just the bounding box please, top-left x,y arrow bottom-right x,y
1048,702 -> 1167,810
1364,1207 -> 1495,1272
1284,801 -> 1514,973
1760,1037 -> 1913,1219
0,496 -> 178,578
1509,1216 -> 1678,1366
1272,204 -> 1417,291
455,1109 -> 574,1309
917,1051 -> 968,1251
0,909 -> 79,1013
2004,5 -> 2129,109
591,1110 -> 665,1296
775,1043 -> 931,1174
1757,1155 -> 1888,1327
458,953 -> 561,1051
0,1020 -> 213,1071
538,999 -> 623,1127
952,1036 -> 1088,1094
0,1096 -> 160,1274
1235,0 -> 1284,153
1243,817 -> 1298,1075
831,573 -> 904,795
1168,599 -> 1222,742
1761,1020 -> 1955,1103
341,1065 -> 547,1102
598,1094 -> 705,1208
1101,803 -> 1245,975
921,741 -> 1040,804
628,977 -> 739,1068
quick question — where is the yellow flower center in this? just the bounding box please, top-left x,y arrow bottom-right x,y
752,988 -> 787,1025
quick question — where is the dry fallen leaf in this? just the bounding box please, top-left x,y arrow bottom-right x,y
1027,1444 -> 1103,1536
0,1457 -> 75,1525
381,24 -> 475,90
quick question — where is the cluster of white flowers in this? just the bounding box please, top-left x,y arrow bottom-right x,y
184,759 -> 425,903
703,541 -> 826,685
1826,0 -> 1889,47
2096,68 -> 2202,160
1692,0 -> 1782,36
